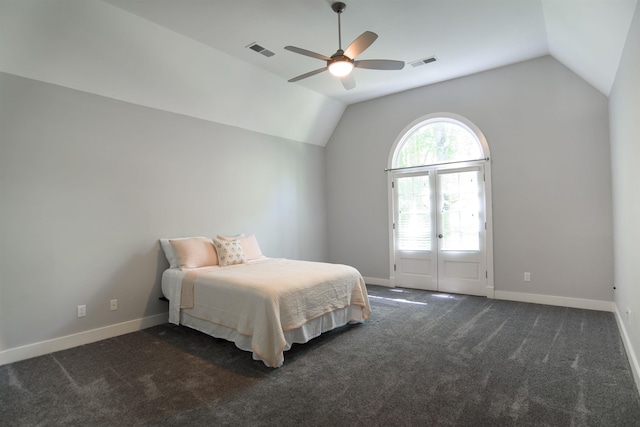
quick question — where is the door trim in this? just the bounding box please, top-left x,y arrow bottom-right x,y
387,113 -> 494,298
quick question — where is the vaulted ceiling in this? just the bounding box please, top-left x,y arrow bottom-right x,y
105,0 -> 637,103
2,1 -> 637,146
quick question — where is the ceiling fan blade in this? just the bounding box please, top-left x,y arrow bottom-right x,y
288,67 -> 328,83
344,31 -> 378,59
284,46 -> 332,62
340,73 -> 356,90
354,59 -> 405,70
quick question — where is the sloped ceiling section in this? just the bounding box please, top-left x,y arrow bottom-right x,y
1,0 -> 638,147
0,0 -> 344,146
542,0 -> 638,95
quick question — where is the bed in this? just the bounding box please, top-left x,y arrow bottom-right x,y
160,235 -> 371,367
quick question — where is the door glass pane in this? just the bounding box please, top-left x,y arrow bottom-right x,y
396,175 -> 431,251
394,121 -> 482,168
440,170 -> 480,251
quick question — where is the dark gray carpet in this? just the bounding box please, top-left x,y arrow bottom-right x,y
2,285 -> 639,426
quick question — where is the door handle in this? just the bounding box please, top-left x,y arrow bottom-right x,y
438,234 -> 443,238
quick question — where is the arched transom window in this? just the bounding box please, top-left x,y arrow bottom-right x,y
393,118 -> 484,168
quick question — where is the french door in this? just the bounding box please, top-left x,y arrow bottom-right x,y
392,164 -> 487,296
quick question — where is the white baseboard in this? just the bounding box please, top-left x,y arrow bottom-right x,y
494,290 -> 615,312
614,306 -> 640,395
3,293 -> 637,396
363,277 -> 391,287
486,285 -> 495,298
369,279 -> 613,312
0,312 -> 168,366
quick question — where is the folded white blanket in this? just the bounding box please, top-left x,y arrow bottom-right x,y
163,258 -> 370,367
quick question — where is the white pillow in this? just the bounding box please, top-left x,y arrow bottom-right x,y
212,238 -> 247,267
160,237 -> 209,269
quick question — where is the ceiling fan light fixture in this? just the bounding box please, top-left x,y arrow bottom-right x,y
285,1 -> 404,89
328,59 -> 354,77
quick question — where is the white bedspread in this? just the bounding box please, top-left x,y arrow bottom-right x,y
162,258 -> 370,367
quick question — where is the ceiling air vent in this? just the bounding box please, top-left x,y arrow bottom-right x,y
410,56 -> 437,68
246,42 -> 275,58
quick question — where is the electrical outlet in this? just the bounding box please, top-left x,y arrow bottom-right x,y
77,305 -> 86,318
524,272 -> 531,282
110,299 -> 118,311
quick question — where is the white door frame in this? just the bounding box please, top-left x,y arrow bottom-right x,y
387,113 -> 495,298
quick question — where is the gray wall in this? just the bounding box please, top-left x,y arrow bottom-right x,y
326,56 -> 613,302
610,4 -> 640,380
0,53 -> 621,357
0,72 -> 327,352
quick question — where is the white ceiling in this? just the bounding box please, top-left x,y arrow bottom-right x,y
104,0 -> 637,104
1,0 -> 637,147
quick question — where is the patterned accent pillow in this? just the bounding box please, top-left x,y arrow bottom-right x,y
217,234 -> 264,260
212,238 -> 247,267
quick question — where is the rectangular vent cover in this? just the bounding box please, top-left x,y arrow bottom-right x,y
410,56 -> 437,67
247,42 -> 275,57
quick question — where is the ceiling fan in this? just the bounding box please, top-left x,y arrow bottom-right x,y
284,1 -> 405,90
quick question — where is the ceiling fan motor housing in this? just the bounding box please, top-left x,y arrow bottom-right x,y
329,51 -> 353,64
